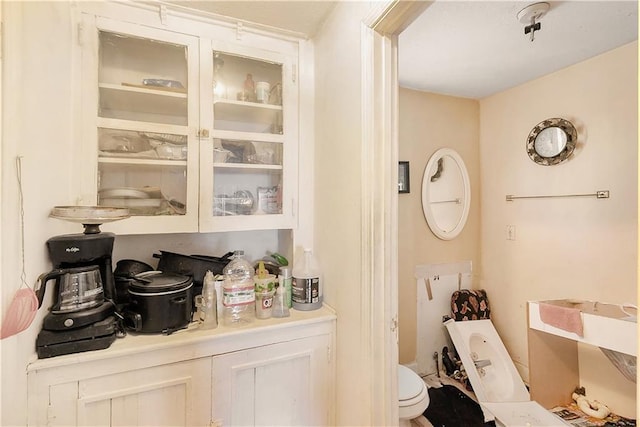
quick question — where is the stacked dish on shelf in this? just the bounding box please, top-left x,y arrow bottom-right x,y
99,187 -> 163,215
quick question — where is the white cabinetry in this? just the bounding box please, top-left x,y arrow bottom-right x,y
44,358 -> 212,427
29,357 -> 211,427
77,358 -> 211,426
212,335 -> 332,426
27,308 -> 335,427
527,300 -> 637,410
77,4 -> 300,235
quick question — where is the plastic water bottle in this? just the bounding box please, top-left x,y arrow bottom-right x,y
292,248 -> 322,311
222,250 -> 255,326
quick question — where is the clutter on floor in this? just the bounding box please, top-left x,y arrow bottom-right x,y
422,384 -> 495,427
551,404 -> 635,427
550,387 -> 636,427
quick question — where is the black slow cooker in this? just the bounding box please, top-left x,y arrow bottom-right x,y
123,272 -> 193,334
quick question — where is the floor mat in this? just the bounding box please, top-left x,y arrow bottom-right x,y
423,384 -> 495,427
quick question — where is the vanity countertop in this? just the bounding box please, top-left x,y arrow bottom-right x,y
528,300 -> 636,356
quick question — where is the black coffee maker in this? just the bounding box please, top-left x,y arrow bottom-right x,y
35,206 -> 129,358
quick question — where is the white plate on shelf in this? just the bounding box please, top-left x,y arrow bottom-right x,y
101,198 -> 163,208
99,188 -> 151,199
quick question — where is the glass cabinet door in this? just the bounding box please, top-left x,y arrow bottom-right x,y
212,52 -> 283,134
81,16 -> 199,233
200,46 -> 297,231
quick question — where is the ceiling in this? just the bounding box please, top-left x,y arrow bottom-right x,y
398,1 -> 639,99
166,1 -> 637,100
164,0 -> 337,37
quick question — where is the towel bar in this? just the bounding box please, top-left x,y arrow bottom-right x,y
430,198 -> 461,204
506,190 -> 609,201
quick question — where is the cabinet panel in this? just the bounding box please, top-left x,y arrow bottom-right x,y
77,358 -> 211,427
254,352 -> 311,425
212,335 -> 331,426
48,382 -> 81,427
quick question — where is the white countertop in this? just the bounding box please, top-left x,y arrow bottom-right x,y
28,305 -> 336,373
528,300 -> 636,356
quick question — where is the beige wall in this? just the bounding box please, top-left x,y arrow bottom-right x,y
397,88 -> 480,364
479,42 -> 637,417
2,3 -> 79,425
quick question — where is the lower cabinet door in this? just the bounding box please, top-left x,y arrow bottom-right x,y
76,358 -> 211,427
212,334 -> 333,426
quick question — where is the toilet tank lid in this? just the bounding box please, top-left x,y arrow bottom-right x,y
398,365 -> 425,401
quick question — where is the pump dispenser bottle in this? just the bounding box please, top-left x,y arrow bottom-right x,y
291,248 -> 322,311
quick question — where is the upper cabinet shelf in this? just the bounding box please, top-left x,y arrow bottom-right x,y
214,99 -> 283,133
214,98 -> 282,111
213,163 -> 282,171
99,83 -> 188,125
101,82 -> 187,97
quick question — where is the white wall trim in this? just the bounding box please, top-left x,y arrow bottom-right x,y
360,25 -> 382,425
361,1 -> 431,424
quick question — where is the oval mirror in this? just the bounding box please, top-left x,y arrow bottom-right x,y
421,148 -> 470,240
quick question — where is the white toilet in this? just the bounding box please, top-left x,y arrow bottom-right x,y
444,319 -> 570,426
398,364 -> 430,426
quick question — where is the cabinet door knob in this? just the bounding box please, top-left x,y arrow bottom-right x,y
198,129 -> 210,138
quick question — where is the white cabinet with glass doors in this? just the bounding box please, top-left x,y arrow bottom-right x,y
79,12 -> 298,235
199,39 -> 298,232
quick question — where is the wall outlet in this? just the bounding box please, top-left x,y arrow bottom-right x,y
506,225 -> 516,240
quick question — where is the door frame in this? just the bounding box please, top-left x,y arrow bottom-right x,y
361,1 -> 431,424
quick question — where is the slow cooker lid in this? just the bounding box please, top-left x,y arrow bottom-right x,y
128,271 -> 192,293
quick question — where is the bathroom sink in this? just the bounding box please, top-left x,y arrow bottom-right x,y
540,299 -> 636,320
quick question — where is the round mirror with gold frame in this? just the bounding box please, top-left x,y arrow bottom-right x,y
526,118 -> 577,166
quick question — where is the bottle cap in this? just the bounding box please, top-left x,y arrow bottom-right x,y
256,261 -> 268,279
279,266 -> 291,278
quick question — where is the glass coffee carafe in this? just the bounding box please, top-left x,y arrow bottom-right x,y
37,265 -> 105,313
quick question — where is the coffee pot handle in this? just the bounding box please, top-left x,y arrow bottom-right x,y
35,268 -> 66,308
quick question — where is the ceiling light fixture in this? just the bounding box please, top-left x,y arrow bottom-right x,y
517,2 -> 550,42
